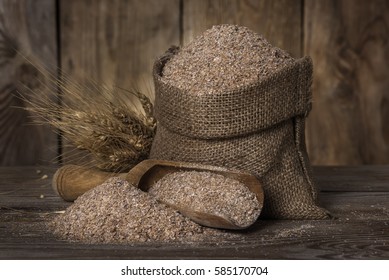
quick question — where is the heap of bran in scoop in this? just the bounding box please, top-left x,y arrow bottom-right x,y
149,171 -> 261,228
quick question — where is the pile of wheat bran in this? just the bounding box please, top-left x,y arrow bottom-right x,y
49,177 -> 234,243
162,24 -> 294,95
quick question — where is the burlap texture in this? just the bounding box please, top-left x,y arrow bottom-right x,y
150,47 -> 330,219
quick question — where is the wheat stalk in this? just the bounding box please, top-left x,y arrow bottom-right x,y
19,55 -> 156,172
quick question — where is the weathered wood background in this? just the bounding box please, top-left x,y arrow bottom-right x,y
0,0 -> 388,166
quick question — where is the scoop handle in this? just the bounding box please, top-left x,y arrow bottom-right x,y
52,165 -> 126,201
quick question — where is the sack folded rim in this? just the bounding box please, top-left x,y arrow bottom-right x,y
153,46 -> 313,139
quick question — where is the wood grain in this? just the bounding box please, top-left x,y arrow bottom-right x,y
60,0 -> 180,97
0,0 -> 57,165
182,0 -> 302,57
313,165 -> 389,192
0,165 -> 388,259
304,0 -> 389,164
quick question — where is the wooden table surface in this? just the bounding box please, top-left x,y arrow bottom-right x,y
0,166 -> 388,259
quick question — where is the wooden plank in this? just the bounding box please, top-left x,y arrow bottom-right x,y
313,165 -> 389,192
0,0 -> 57,166
183,0 -> 302,58
0,166 -> 70,211
60,0 -> 180,102
304,0 -> 389,165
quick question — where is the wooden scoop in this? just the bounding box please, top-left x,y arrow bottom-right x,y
53,159 -> 264,229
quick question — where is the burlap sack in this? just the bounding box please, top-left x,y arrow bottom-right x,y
150,47 -> 330,219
